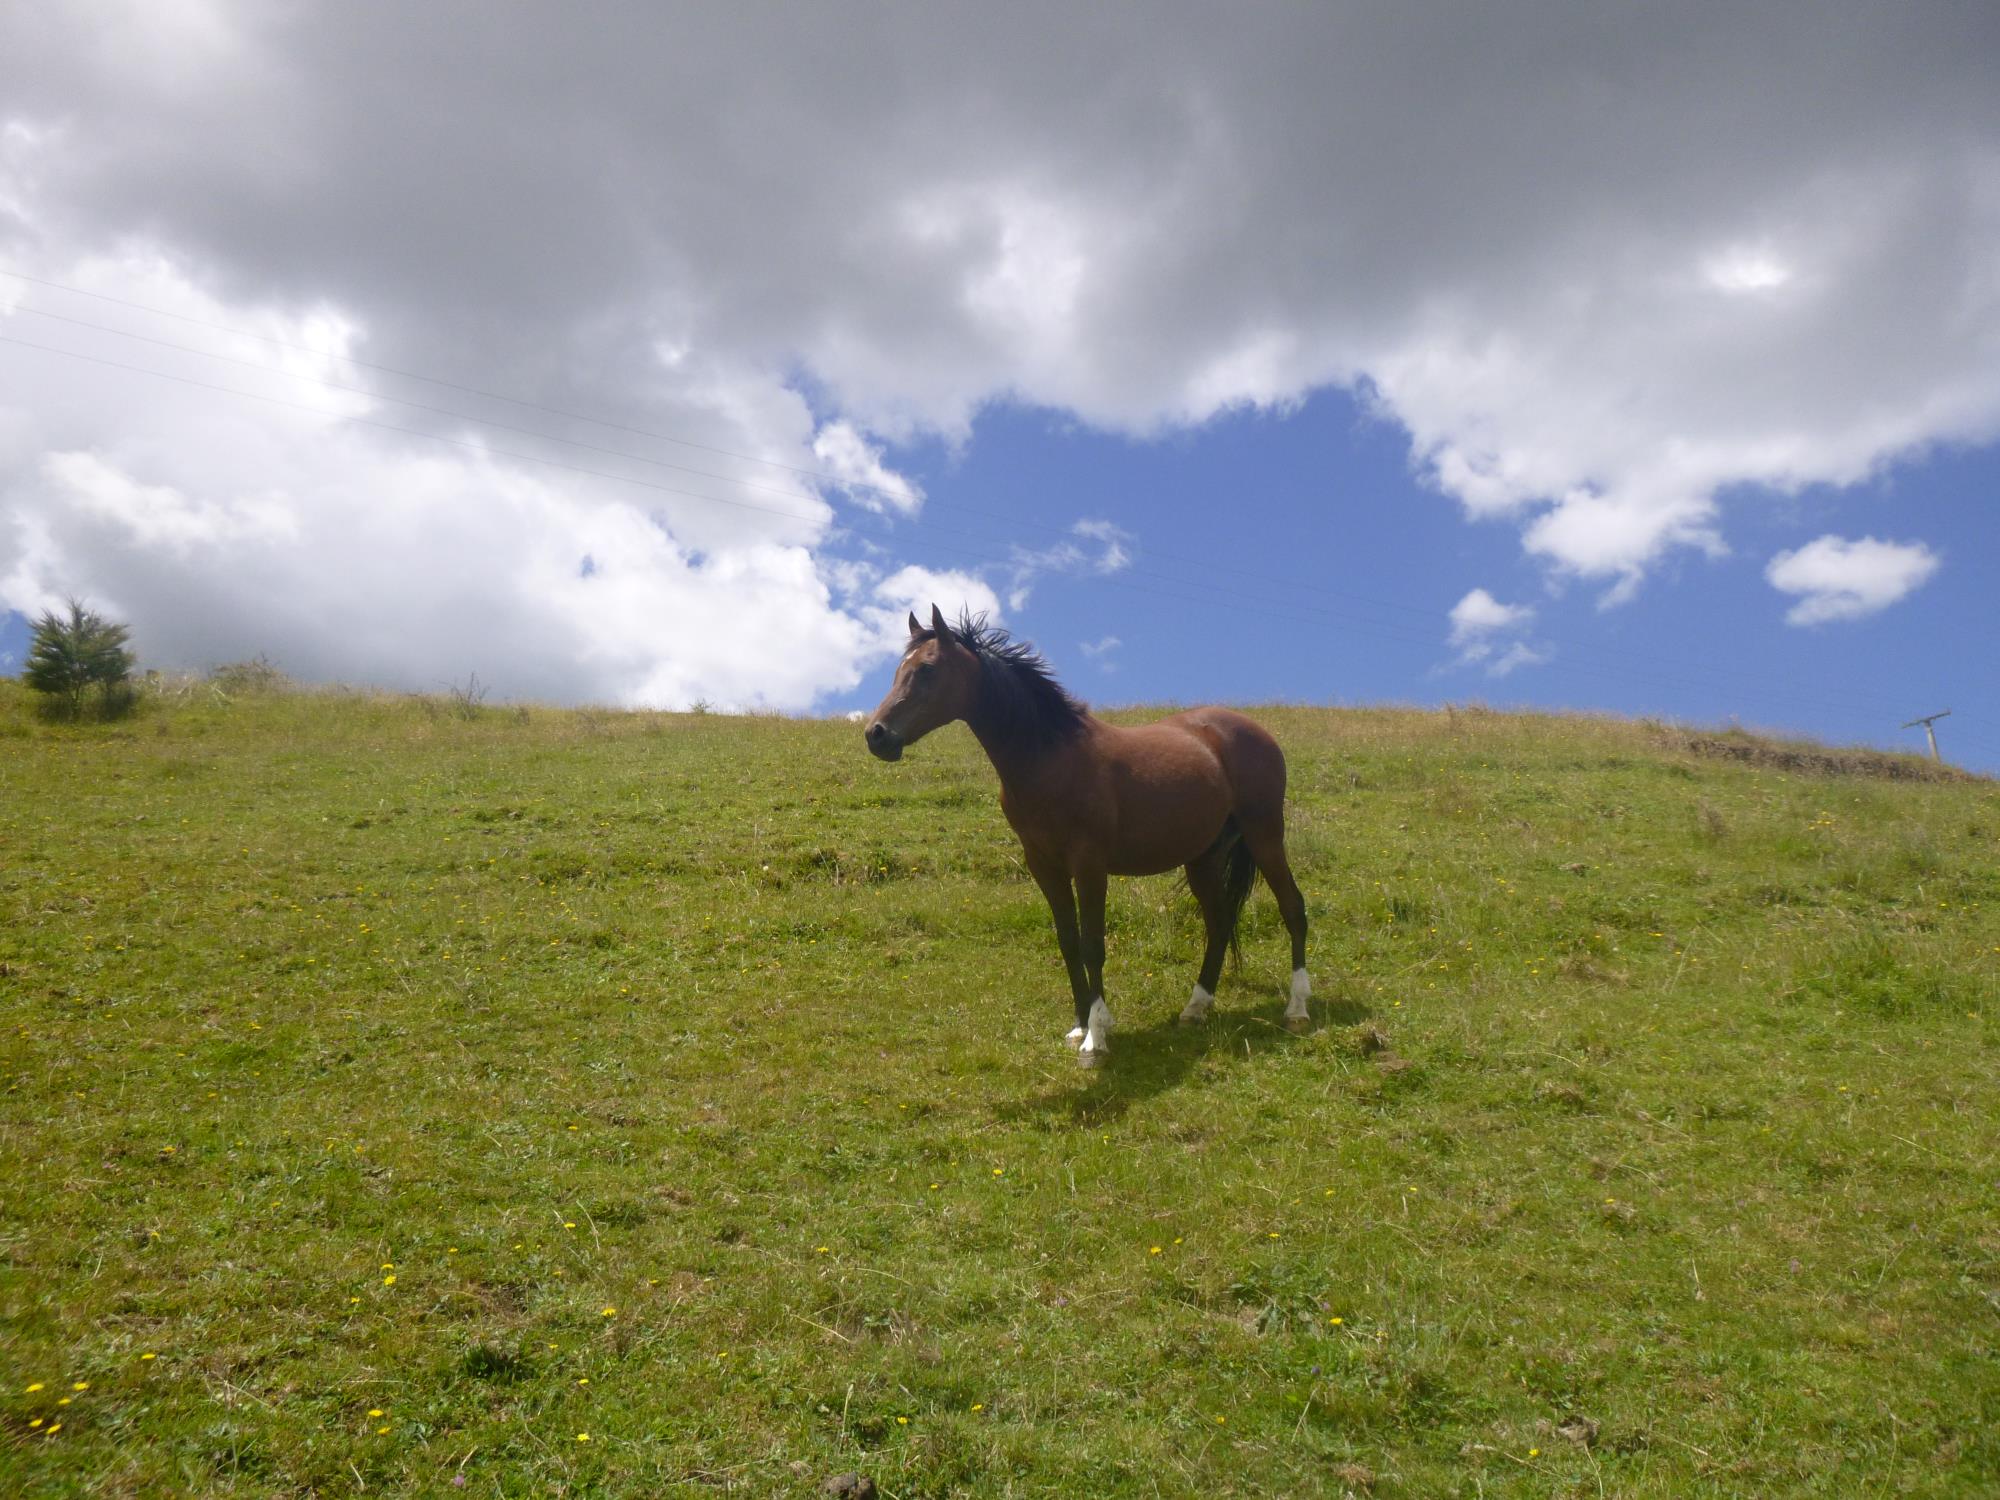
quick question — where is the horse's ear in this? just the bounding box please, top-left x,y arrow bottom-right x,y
930,603 -> 951,642
907,610 -> 923,639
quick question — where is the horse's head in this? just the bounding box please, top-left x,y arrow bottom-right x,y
865,604 -> 980,762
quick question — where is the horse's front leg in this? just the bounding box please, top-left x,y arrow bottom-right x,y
1074,866 -> 1112,1068
1027,855 -> 1091,1050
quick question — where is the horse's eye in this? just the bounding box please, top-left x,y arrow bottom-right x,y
913,662 -> 935,681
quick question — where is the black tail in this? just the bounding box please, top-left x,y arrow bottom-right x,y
1217,818 -> 1260,968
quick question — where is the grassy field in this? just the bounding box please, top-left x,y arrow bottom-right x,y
1,678 -> 1996,1497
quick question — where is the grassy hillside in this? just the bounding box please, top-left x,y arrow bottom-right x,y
1,679 -> 1995,1497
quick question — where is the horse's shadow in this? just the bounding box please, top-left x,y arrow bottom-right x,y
993,990 -> 1373,1127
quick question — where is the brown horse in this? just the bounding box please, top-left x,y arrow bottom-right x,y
866,605 -> 1311,1067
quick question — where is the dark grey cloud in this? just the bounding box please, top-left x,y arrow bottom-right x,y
2,2 -> 1995,700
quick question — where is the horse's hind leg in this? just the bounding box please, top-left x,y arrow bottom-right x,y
1178,844 -> 1233,1025
1240,816 -> 1312,1031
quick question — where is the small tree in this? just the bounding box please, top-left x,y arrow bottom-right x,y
24,599 -> 137,718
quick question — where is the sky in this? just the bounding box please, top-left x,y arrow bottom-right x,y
2,3 -> 1997,769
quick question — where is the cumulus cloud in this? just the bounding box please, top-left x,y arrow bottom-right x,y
1446,588 -> 1547,676
1,2 -> 1996,702
1448,588 -> 1531,646
1765,534 -> 1940,625
869,564 -> 1003,634
1005,518 -> 1134,610
1079,634 -> 1122,672
810,420 -> 922,516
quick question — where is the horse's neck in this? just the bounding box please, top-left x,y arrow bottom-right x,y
965,709 -> 1088,797
965,712 -> 1038,788
962,655 -> 1087,789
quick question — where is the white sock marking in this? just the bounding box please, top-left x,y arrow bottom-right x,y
1179,983 -> 1215,1023
1079,997 -> 1113,1059
1286,967 -> 1312,1021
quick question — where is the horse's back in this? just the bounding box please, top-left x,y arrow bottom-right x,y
1157,707 -> 1288,817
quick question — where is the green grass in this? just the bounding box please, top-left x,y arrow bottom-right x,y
1,680 -> 1996,1497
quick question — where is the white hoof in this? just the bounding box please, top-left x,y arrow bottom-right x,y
1077,997 -> 1112,1066
1285,968 -> 1312,1032
1065,1025 -> 1086,1048
1178,983 -> 1215,1026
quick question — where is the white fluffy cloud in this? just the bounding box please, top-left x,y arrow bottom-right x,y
868,565 -> 1003,634
811,421 -> 922,516
1448,589 -> 1533,646
1765,535 -> 1940,625
2,3 -> 1995,702
1447,588 -> 1548,677
1079,634 -> 1122,672
0,255 -> 888,709
1005,519 -> 1134,610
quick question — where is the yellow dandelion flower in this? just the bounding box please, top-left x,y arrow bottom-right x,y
57,1397 -> 70,1406
140,1352 -> 156,1361
578,1377 -> 590,1385
44,1422 -> 60,1435
377,1426 -> 390,1435
1528,1447 -> 1540,1457
815,1246 -> 829,1254
896,1416 -> 908,1425
382,1275 -> 396,1285
564,1221 -> 576,1230
25,1382 -> 44,1392
972,1403 -> 984,1411
1329,1316 -> 1343,1325
576,1432 -> 590,1442
1149,1246 -> 1162,1255
601,1307 -> 616,1317
368,1408 -> 384,1417
30,1418 -> 42,1428
71,1382 -> 88,1391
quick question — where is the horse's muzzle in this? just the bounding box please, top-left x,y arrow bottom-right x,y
865,721 -> 904,761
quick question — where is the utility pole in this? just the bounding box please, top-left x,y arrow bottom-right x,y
1901,709 -> 1950,762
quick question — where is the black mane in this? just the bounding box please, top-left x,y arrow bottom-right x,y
915,612 -> 1089,751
